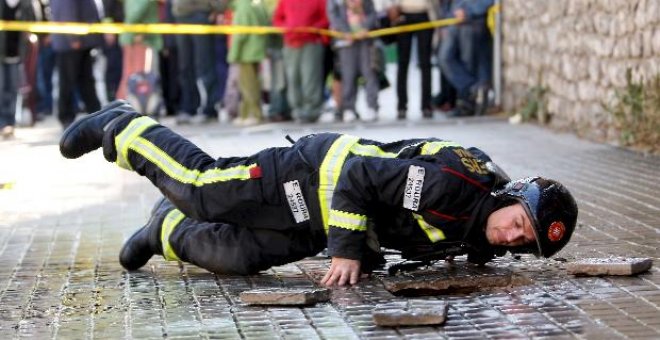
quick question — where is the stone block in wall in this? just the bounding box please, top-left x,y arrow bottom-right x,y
566,83 -> 579,102
649,0 -> 660,25
574,14 -> 594,34
593,12 -> 608,35
630,32 -> 643,58
545,73 -> 561,96
595,36 -> 615,57
612,38 -> 629,58
587,56 -> 600,81
566,0 -> 587,16
641,58 -> 660,81
605,62 -> 628,88
615,11 -> 636,37
504,45 -> 516,63
561,55 -> 575,81
643,30 -> 654,57
635,0 -> 658,29
653,28 -> 660,55
577,82 -> 598,102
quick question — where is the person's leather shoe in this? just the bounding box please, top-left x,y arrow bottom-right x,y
59,100 -> 136,159
119,197 -> 168,270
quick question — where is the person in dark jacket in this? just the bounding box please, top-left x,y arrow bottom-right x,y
59,101 -> 579,286
50,0 -> 103,129
1,0 -> 35,139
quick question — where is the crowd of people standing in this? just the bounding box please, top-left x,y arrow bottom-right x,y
0,0 -> 495,139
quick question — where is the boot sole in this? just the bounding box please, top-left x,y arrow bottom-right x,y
59,100 -> 128,159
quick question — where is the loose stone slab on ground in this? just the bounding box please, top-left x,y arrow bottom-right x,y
381,264 -> 517,295
240,288 -> 330,305
566,257 -> 653,276
372,300 -> 449,326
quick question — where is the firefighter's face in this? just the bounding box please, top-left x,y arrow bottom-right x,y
485,203 -> 536,247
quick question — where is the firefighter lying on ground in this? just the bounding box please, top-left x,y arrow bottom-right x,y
59,100 -> 579,286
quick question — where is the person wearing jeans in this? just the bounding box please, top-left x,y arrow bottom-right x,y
438,0 -> 494,116
171,0 -> 225,124
328,0 -> 380,122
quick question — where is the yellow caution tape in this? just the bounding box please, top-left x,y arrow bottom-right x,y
0,182 -> 14,190
0,17 -> 464,38
487,4 -> 500,36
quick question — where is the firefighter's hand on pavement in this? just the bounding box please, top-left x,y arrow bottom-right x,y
321,257 -> 361,286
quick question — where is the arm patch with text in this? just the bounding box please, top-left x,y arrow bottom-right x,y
403,165 -> 425,211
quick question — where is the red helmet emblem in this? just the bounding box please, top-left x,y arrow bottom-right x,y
548,221 -> 565,242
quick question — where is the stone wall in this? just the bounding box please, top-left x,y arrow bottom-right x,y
501,0 -> 660,141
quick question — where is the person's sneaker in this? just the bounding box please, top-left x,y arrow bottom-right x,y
361,108 -> 378,122
474,86 -> 489,116
175,112 -> 193,125
1,125 -> 14,140
397,109 -> 407,120
232,117 -> 245,126
455,98 -> 476,117
59,100 -> 134,159
119,197 -> 168,271
241,116 -> 262,127
448,100 -> 475,117
343,109 -> 358,123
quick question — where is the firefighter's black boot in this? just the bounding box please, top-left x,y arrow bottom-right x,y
119,197 -> 169,271
59,100 -> 136,159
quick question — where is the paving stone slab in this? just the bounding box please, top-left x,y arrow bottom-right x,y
372,300 -> 449,326
381,266 -> 516,295
239,288 -> 330,306
566,257 -> 653,276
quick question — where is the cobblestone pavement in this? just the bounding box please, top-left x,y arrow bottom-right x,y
0,115 -> 658,339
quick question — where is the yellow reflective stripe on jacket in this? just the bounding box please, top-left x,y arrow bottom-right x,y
161,209 -> 185,261
329,209 -> 368,232
115,116 -> 159,170
420,141 -> 462,155
318,135 -> 360,233
349,143 -> 397,158
413,213 -> 447,243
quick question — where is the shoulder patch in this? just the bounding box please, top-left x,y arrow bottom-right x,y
403,165 -> 425,211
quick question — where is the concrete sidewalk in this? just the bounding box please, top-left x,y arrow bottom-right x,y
0,115 -> 658,339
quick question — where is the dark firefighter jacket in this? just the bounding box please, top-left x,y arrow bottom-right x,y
255,132 -> 504,265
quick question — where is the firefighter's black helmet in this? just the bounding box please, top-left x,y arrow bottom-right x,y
493,177 -> 578,258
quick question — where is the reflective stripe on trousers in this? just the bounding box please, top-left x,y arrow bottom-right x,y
114,116 -> 259,185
